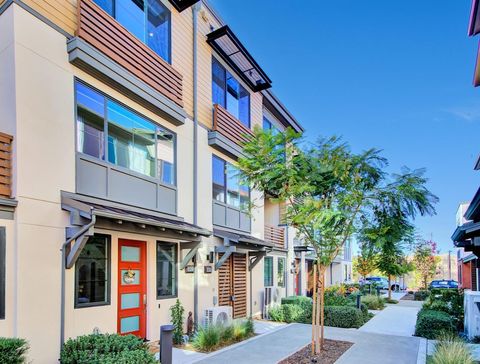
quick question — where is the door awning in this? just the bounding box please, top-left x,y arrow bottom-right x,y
213,228 -> 273,250
452,221 -> 480,246
61,192 -> 211,268
168,0 -> 200,12
207,25 -> 272,92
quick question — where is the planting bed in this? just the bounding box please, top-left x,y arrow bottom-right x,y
279,340 -> 353,364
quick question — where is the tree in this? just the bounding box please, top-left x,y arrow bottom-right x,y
237,128 -> 438,354
414,240 -> 439,289
354,243 -> 377,280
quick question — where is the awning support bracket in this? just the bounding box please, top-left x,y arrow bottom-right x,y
249,251 -> 266,271
63,206 -> 96,269
214,245 -> 236,270
180,242 -> 200,270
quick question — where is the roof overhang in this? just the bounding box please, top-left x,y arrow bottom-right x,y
475,154 -> 480,170
469,0 -> 480,36
213,228 -> 273,250
465,186 -> 480,221
207,25 -> 272,92
452,221 -> 480,248
168,0 -> 200,12
463,253 -> 478,263
262,90 -> 304,133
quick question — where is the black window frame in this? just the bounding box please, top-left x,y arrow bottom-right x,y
277,257 -> 286,288
156,242 -> 178,299
93,0 -> 172,63
74,234 -> 111,309
211,57 -> 250,127
211,155 -> 250,208
0,227 -> 5,319
264,256 -> 273,287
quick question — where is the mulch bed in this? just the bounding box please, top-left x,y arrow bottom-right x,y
401,293 -> 414,300
279,340 -> 353,364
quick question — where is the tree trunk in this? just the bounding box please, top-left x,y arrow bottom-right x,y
315,271 -> 321,354
320,270 -> 325,351
311,264 -> 317,355
388,275 -> 392,300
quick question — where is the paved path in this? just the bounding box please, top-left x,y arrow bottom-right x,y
193,323 -> 421,364
359,299 -> 422,337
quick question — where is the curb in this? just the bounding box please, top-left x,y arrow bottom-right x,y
416,338 -> 427,364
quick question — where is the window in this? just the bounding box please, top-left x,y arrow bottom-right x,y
262,116 -> 280,135
93,0 -> 171,63
76,81 -> 176,185
75,235 -> 110,308
156,243 -> 177,298
0,227 -> 5,319
264,256 -> 273,286
277,257 -> 285,287
212,156 -> 249,208
212,57 -> 250,127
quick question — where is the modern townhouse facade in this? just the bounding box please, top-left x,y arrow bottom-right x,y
0,0 -> 305,362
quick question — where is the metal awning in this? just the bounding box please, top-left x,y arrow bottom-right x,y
61,192 -> 211,268
168,0 -> 200,12
470,0 -> 480,36
452,221 -> 480,248
463,253 -> 478,263
213,228 -> 273,249
207,25 -> 272,92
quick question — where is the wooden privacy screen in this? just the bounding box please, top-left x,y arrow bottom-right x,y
213,104 -> 254,147
0,133 -> 13,199
217,253 -> 247,318
77,0 -> 183,107
264,224 -> 285,249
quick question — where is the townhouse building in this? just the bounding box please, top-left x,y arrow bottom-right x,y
0,0 -> 308,362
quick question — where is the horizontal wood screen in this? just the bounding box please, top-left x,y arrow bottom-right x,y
0,133 -> 13,199
213,104 -> 254,146
264,224 -> 285,249
77,0 -> 183,107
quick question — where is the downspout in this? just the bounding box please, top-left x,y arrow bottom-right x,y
192,2 -> 200,327
60,215 -> 96,352
285,226 -> 289,297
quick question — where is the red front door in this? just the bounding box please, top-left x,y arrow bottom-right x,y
118,239 -> 147,338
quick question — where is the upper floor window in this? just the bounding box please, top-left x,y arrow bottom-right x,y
212,57 -> 250,127
262,116 -> 280,135
93,0 -> 171,63
212,156 -> 249,208
76,81 -> 176,185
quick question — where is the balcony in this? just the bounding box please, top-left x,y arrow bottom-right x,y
208,104 -> 254,159
0,133 -> 13,199
68,0 -> 186,125
264,224 -> 285,250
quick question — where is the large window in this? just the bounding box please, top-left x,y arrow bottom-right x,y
277,257 -> 285,287
262,116 -> 280,135
156,243 -> 177,298
76,81 -> 176,185
212,57 -> 250,127
264,256 -> 273,287
212,156 -> 249,208
75,235 -> 110,308
93,0 -> 171,62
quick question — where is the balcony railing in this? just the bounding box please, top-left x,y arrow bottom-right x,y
0,133 -> 13,199
264,224 -> 285,249
77,0 -> 183,107
213,104 -> 254,147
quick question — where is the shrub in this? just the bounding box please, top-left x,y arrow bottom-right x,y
281,304 -> 303,323
192,325 -> 221,352
170,299 -> 185,345
361,294 -> 386,310
324,306 -> 365,328
414,290 -> 430,301
268,306 -> 284,322
0,338 -> 29,364
424,289 -> 464,330
60,334 -> 155,364
385,298 -> 398,304
324,292 -> 350,307
280,296 -> 312,306
430,333 -> 474,364
414,309 -> 456,339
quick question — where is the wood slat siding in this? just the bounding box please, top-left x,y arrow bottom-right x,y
232,253 -> 247,318
77,0 -> 184,107
22,0 -> 78,35
0,133 -> 13,199
218,253 -> 232,307
264,225 -> 285,249
213,104 -> 254,147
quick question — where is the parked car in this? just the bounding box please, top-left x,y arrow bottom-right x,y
362,276 -> 389,290
428,280 -> 459,289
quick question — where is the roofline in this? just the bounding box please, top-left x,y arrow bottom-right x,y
475,154 -> 480,170
469,0 -> 480,36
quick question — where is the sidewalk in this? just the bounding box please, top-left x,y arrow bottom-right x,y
193,323 -> 421,364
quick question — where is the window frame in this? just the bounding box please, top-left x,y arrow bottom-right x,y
277,257 -> 286,288
211,155 -> 250,208
264,256 -> 273,287
93,0 -> 172,63
0,227 -> 5,319
75,79 -> 177,186
74,234 -> 112,309
212,57 -> 250,127
156,242 -> 178,300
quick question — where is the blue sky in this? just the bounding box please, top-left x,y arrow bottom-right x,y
209,0 -> 480,252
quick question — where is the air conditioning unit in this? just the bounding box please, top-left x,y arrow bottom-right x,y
464,290 -> 480,339
263,287 -> 279,319
204,306 -> 232,327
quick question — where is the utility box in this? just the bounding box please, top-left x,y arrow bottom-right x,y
464,290 -> 480,339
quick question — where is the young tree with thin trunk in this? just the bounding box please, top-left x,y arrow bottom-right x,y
237,128 -> 438,354
413,240 -> 439,289
354,243 -> 377,281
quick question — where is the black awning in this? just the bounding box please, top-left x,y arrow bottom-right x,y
452,221 -> 480,247
470,0 -> 480,36
213,228 -> 273,249
207,25 -> 272,92
168,0 -> 200,12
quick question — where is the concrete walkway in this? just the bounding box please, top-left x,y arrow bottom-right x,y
359,299 -> 422,337
193,323 -> 421,364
